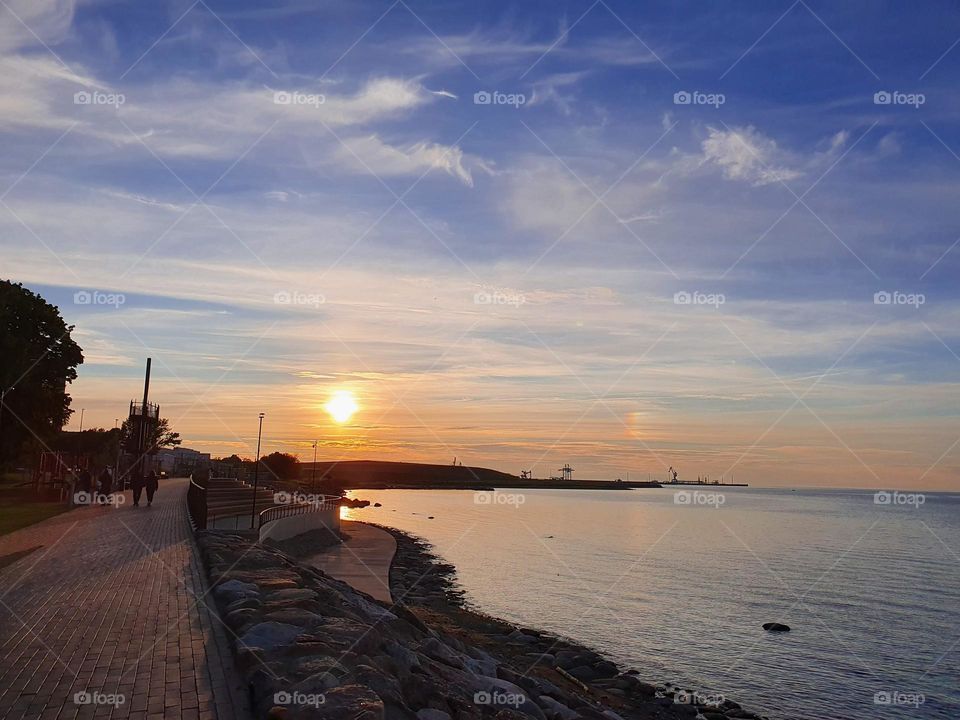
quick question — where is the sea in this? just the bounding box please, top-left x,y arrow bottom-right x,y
343,486 -> 960,720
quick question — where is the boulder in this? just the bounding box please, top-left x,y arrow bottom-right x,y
416,710 -> 450,720
537,695 -> 579,720
264,609 -> 325,627
269,588 -> 318,602
762,622 -> 790,632
239,622 -> 303,651
567,665 -> 599,682
214,579 -> 260,604
225,608 -> 259,631
310,684 -> 385,719
419,637 -> 466,669
226,597 -> 263,613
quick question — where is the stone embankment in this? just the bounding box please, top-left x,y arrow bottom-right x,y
197,528 -> 772,720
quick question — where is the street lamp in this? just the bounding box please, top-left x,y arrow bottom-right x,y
250,412 -> 265,529
311,440 -> 318,490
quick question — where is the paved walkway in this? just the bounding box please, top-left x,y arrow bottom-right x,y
0,478 -> 250,720
303,520 -> 396,604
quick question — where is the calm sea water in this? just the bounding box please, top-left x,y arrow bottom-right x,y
343,487 -> 960,720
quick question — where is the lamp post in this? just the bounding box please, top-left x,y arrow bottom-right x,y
311,440 -> 318,491
78,408 -> 85,433
250,412 -> 265,529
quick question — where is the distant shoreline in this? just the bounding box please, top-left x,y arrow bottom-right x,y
301,458 -> 751,490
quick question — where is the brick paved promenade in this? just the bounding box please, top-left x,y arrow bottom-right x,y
0,478 -> 250,720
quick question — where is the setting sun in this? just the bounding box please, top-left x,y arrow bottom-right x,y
324,390 -> 358,424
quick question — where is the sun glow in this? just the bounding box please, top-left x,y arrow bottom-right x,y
325,390 -> 358,424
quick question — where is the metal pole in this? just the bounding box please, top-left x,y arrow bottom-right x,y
136,358 -> 152,482
250,413 -> 264,529
311,440 -> 317,490
78,408 -> 84,433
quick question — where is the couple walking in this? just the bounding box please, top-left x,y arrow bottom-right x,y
131,471 -> 159,507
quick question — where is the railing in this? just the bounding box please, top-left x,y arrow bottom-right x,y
187,476 -> 208,530
258,494 -> 339,529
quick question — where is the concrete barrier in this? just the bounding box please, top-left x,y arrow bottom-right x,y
258,504 -> 341,544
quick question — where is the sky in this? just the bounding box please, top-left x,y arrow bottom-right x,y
2,0 -> 960,490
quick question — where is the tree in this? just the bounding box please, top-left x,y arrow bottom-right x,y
259,451 -> 300,480
119,416 -> 181,455
0,281 -> 84,466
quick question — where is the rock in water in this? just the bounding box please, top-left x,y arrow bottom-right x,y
762,622 -> 790,632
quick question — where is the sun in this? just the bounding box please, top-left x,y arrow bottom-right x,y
325,390 -> 358,424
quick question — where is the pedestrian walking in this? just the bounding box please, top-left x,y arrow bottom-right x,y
131,472 -> 144,507
99,466 -> 113,499
145,470 -> 158,507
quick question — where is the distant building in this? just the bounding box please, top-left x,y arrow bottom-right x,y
156,447 -> 210,475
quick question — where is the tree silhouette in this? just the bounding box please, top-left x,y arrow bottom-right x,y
0,281 -> 83,466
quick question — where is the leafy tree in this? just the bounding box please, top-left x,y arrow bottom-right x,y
120,416 -> 181,454
259,451 -> 300,480
55,427 -> 122,468
0,281 -> 84,466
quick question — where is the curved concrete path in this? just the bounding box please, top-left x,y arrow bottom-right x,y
303,520 -> 396,604
0,478 -> 250,720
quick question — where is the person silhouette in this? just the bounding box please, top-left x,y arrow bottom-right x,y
131,472 -> 144,507
145,470 -> 158,507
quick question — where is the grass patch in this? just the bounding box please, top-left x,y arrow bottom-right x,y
0,500 -> 69,537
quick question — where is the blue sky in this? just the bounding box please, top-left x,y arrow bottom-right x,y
3,0 -> 960,488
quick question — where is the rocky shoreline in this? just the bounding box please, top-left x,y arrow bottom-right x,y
197,525 -> 773,719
